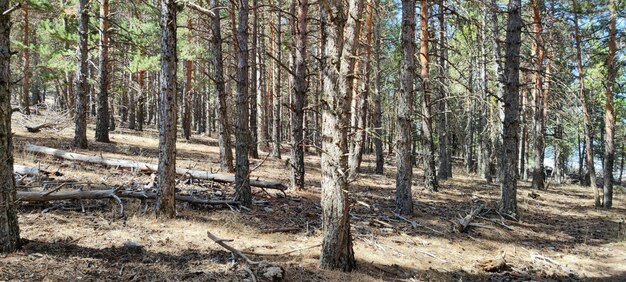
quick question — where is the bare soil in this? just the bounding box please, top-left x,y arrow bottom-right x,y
2,118 -> 625,281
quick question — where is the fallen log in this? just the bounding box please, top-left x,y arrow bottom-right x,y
14,165 -> 50,176
24,144 -> 286,191
25,123 -> 55,133
455,205 -> 484,232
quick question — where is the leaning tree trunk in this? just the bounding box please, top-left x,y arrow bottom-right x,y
21,2 -> 30,115
234,0 -> 252,207
290,0 -> 307,191
420,0 -> 438,192
0,1 -> 20,252
571,0 -> 599,207
603,0 -> 617,209
95,0 -> 110,143
73,0 -> 89,148
499,0 -> 522,220
396,0 -> 416,215
319,0 -> 362,271
530,0 -> 546,191
156,0 -> 178,218
211,0 -> 234,173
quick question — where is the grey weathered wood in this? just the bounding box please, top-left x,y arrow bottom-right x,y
24,144 -> 286,190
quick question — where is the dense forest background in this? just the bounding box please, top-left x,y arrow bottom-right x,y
0,0 -> 625,280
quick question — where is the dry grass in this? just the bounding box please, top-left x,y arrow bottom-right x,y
2,119 -> 625,281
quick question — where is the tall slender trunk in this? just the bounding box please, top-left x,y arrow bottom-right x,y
290,0 -> 308,190
603,0 -> 617,208
437,0 -> 451,179
271,3 -> 282,158
348,0 -> 373,177
499,0 -> 522,219
396,0 -> 416,215
571,0 -> 599,207
256,8 -> 269,152
183,19 -> 193,140
156,0 -> 178,218
319,0 -> 361,271
95,0 -> 110,142
420,0 -> 438,192
211,0 -> 234,173
234,0 -> 252,206
0,0 -> 20,252
137,70 -> 145,131
489,0 -> 505,181
21,3 -> 30,115
73,0 -> 90,149
531,0 -> 546,190
249,0 -> 259,158
373,2 -> 383,175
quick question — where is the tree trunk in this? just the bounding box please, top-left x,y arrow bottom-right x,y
73,0 -> 89,149
211,0 -> 234,173
603,0 -> 617,208
530,0 -> 546,190
571,0 -> 599,207
348,1 -> 373,178
290,0 -> 307,190
319,0 -> 361,271
95,0 -> 110,142
256,7 -> 269,152
249,0 -> 259,158
396,0 -> 416,215
373,3 -> 384,175
271,3 -> 282,159
21,2 -> 30,115
183,18 -> 193,140
137,70 -> 145,131
437,0 -> 452,179
499,0 -> 522,220
420,0 -> 438,192
234,0 -> 252,207
0,2 -> 20,252
157,0 -> 178,218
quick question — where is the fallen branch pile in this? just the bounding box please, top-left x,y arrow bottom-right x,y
24,144 -> 286,191
17,188 -> 241,217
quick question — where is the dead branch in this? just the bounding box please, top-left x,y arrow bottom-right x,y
25,123 -> 55,133
24,144 -> 287,190
455,205 -> 484,232
207,231 -> 258,265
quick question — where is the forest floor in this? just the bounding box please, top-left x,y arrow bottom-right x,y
2,115 -> 626,281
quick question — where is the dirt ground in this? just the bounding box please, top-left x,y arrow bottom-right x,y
2,116 -> 626,281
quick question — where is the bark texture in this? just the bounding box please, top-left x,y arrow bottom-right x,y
234,0 -> 252,206
95,0 -> 110,142
420,0 -> 438,192
499,0 -> 522,220
290,0 -> 308,190
319,0 -> 361,271
157,0 -> 178,218
603,0 -> 617,208
73,0 -> 89,148
211,0 -> 235,173
0,1 -> 20,252
396,0 -> 416,215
